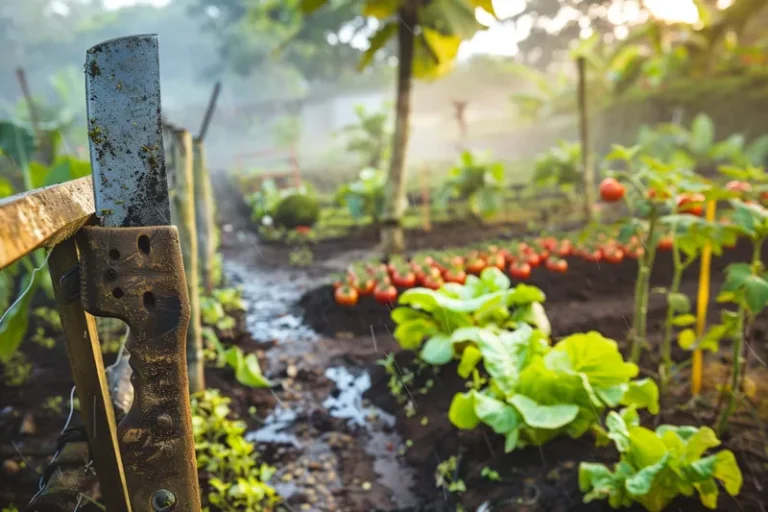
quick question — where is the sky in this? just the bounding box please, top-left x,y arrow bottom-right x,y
99,0 -> 706,59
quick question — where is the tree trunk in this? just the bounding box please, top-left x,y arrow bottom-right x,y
170,129 -> 205,393
577,57 -> 595,223
193,138 -> 217,294
379,6 -> 417,255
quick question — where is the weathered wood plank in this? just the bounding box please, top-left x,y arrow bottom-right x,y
0,176 -> 94,270
48,237 -> 132,512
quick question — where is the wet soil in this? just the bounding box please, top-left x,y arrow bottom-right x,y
2,218 -> 767,511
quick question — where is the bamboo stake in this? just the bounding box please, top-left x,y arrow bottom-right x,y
692,200 -> 717,396
193,138 -> 217,293
170,129 -> 204,393
576,57 -> 595,222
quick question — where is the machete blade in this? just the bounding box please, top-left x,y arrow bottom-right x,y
85,34 -> 171,227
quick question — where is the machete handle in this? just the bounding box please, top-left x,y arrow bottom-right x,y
78,225 -> 201,511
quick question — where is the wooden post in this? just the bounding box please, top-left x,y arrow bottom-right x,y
692,200 -> 717,396
169,129 -> 204,393
193,138 -> 217,294
577,57 -> 595,222
48,237 -> 132,512
15,68 -> 53,165
420,164 -> 431,231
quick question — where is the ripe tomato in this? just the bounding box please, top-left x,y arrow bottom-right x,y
391,270 -> 416,289
545,258 -> 568,274
603,248 -> 624,264
582,249 -> 602,262
557,241 -> 572,258
465,258 -> 487,275
486,253 -> 506,270
526,253 -> 541,268
676,193 -> 705,216
657,236 -> 674,252
726,180 -> 752,194
356,278 -> 376,296
509,262 -> 531,280
444,268 -> 467,284
373,284 -> 398,305
421,275 -> 444,290
334,286 -> 358,307
599,178 -> 625,202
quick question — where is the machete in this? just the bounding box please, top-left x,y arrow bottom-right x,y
81,34 -> 201,511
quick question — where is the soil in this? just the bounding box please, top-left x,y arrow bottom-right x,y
2,213 -> 767,511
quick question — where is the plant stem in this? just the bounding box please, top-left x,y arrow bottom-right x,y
717,236 -> 765,434
661,256 -> 685,388
630,213 -> 658,363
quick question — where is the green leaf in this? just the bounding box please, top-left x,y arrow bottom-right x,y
722,263 -> 752,292
547,331 -> 639,390
357,22 -> 397,71
507,284 -> 545,305
0,121 -> 35,168
473,324 -> 533,395
690,114 -> 714,157
0,272 -> 39,362
0,176 -> 13,198
44,156 -> 90,186
457,345 -> 482,379
393,318 -> 438,350
667,292 -> 691,314
473,392 -> 520,434
479,266 -> 510,292
712,450 -> 743,496
743,275 -> 768,314
420,334 -> 455,365
677,329 -> 697,350
625,453 -> 669,495
449,392 -> 479,429
671,314 -> 696,327
620,379 -> 660,415
504,430 -> 519,453
509,394 -> 579,430
298,0 -> 328,14
29,161 -> 51,190
236,353 -> 272,388
683,427 -> 720,463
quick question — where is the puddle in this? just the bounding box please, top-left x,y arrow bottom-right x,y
246,407 -> 301,448
323,366 -> 394,428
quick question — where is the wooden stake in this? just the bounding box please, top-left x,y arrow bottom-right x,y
169,129 -> 204,393
193,138 -> 217,293
577,57 -> 595,222
48,237 -> 132,512
692,200 -> 717,396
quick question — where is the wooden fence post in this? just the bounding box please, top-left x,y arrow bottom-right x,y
193,138 -> 217,294
170,128 -> 204,393
577,57 -> 596,222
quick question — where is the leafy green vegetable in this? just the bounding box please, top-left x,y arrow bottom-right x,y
436,150 -> 506,219
449,329 -> 658,452
391,267 -> 549,372
580,409 -> 742,511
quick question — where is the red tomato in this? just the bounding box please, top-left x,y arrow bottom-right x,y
582,249 -> 603,262
356,278 -> 376,296
486,253 -> 506,270
391,271 -> 416,289
726,181 -> 752,194
335,286 -> 359,307
422,275 -> 444,290
373,284 -> 398,305
526,253 -> 541,268
648,188 -> 671,200
545,258 -> 568,274
509,262 -> 531,280
657,236 -> 674,252
603,248 -> 624,264
676,193 -> 705,216
557,241 -> 572,258
599,178 -> 626,202
444,268 -> 467,284
465,258 -> 487,275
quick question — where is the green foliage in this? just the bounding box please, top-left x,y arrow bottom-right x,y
248,179 -> 312,223
437,151 -> 506,219
338,104 -> 391,168
580,408 -> 742,511
449,328 -> 658,452
191,389 -> 279,511
533,141 -> 582,190
391,267 -> 549,370
272,193 -> 320,229
0,121 -> 35,169
334,168 -> 387,222
271,115 -> 302,149
435,456 -> 466,494
201,287 -> 246,332
0,272 -> 40,363
2,352 -> 32,387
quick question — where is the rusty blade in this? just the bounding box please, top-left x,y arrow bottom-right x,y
85,34 -> 171,227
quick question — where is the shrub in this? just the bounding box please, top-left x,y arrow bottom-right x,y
272,193 -> 320,229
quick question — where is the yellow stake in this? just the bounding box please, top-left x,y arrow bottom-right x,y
692,199 -> 717,396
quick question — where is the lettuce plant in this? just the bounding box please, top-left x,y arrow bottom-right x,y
448,325 -> 659,453
391,267 -> 550,370
580,408 -> 742,511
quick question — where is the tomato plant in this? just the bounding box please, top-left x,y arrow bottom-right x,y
599,177 -> 626,202
334,285 -> 359,307
374,283 -> 398,305
509,262 -> 531,280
